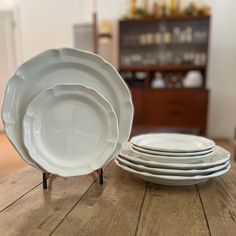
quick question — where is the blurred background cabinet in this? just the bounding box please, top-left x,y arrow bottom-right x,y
119,16 -> 210,134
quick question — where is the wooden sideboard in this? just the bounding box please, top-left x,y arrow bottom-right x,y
118,16 -> 210,134
131,88 -> 208,135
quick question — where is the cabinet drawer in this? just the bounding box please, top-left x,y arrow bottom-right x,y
142,89 -> 208,127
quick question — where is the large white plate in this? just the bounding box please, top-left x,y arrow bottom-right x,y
119,144 -> 230,169
115,159 -> 231,186
130,145 -> 213,163
131,133 -> 215,152
2,48 -> 133,168
117,156 -> 229,176
131,143 -> 214,157
23,84 -> 119,176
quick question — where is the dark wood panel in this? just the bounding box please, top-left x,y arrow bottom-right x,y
130,88 -> 144,126
131,88 -> 208,134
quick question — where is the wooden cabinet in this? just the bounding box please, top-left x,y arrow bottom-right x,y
130,88 -> 143,125
119,16 -> 211,134
131,88 -> 208,135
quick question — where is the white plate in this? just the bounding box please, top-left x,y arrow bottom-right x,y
2,48 -> 133,168
131,133 -> 215,152
117,156 -> 229,176
131,143 -> 214,157
23,84 -> 119,176
130,145 -> 213,163
119,144 -> 230,169
115,159 -> 231,186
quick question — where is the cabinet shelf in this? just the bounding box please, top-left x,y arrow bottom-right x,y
120,42 -> 208,48
120,15 -> 210,23
119,16 -> 210,134
120,64 -> 206,72
142,88 -> 208,91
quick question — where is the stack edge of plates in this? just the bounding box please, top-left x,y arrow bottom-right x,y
116,133 -> 231,186
2,48 -> 134,177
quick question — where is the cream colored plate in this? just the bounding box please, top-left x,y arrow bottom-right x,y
130,146 -> 213,164
2,48 -> 133,169
131,133 -> 215,152
119,143 -> 230,169
117,156 -> 229,176
131,143 -> 214,157
23,84 -> 118,176
115,159 -> 231,186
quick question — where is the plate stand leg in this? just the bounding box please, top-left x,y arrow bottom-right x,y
43,173 -> 50,190
42,168 -> 104,189
97,168 -> 104,185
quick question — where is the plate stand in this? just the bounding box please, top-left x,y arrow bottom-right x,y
42,168 -> 104,189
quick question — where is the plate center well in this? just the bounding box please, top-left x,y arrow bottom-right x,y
35,95 -> 104,162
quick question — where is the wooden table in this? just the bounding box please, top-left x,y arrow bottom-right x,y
0,160 -> 236,236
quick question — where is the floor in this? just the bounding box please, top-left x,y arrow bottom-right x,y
0,132 -> 27,179
0,132 -> 235,180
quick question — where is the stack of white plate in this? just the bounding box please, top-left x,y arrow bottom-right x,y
1,48 -> 133,177
116,133 -> 231,186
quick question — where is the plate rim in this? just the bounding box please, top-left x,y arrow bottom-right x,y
119,145 -> 230,169
1,48 -> 133,169
130,145 -> 213,163
23,84 -> 119,176
131,143 -> 214,157
131,133 -> 215,152
117,156 -> 229,176
115,159 -> 231,181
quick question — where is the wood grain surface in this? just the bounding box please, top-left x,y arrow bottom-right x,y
0,141 -> 235,236
197,161 -> 236,236
0,172 -> 101,236
136,183 -> 209,236
0,167 -> 41,212
52,163 -> 146,236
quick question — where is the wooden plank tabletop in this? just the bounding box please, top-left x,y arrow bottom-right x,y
1,148 -> 236,235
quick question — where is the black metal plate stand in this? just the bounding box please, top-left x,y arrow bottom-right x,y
42,168 -> 104,189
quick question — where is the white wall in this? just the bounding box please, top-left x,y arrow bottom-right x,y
0,10 -> 17,130
0,0 -> 235,138
207,0 -> 236,139
17,0 -> 89,60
